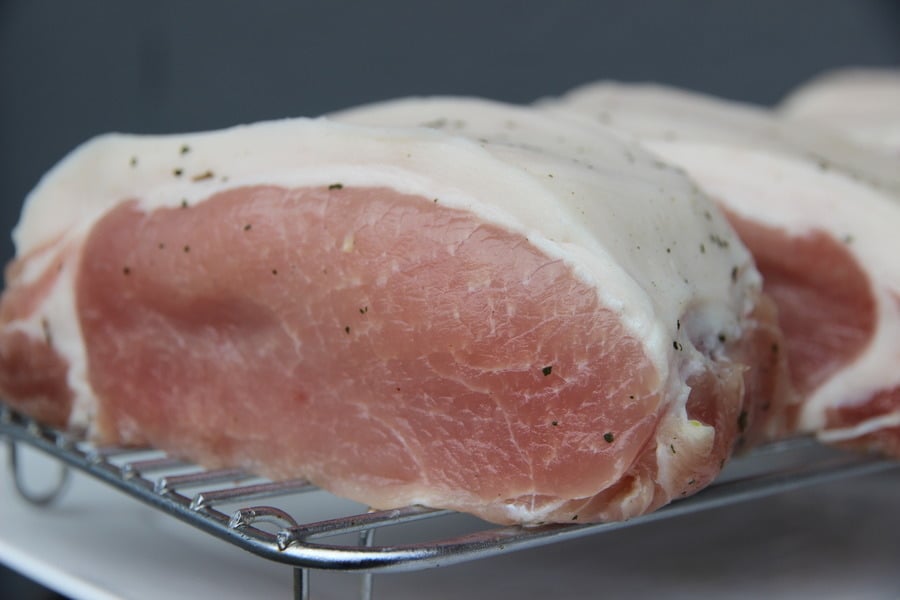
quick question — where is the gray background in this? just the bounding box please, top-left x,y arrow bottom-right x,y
1,1 -> 899,597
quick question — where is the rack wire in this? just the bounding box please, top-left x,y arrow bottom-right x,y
2,402 -> 897,600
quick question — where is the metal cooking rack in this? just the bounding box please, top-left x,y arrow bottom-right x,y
2,402 -> 897,600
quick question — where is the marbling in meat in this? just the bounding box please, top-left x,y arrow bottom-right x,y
0,113 -> 780,524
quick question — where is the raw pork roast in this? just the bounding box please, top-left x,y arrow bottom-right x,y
547,82 -> 900,455
0,109 -> 782,524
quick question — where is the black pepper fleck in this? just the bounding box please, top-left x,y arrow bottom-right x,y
123,266 -> 131,275
183,245 -> 190,253
731,266 -> 739,283
542,365 -> 553,376
344,326 -> 351,334
738,410 -> 748,433
603,432 -> 615,443
244,224 -> 252,231
173,168 -> 184,177
551,420 -> 559,427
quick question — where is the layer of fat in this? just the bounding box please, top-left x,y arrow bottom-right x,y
635,141 -> 900,432
779,68 -> 900,154
15,113 -> 753,438
544,80 -> 900,197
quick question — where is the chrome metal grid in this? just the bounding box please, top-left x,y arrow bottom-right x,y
2,402 -> 897,599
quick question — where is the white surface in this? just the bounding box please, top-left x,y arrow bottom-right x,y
2,442 -> 900,599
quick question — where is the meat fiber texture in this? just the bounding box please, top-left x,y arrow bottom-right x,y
0,105 -> 777,525
545,81 -> 900,456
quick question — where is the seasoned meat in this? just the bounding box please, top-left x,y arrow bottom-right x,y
1,114 -> 777,523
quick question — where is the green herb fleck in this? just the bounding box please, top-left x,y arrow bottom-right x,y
709,234 -> 729,248
670,444 -> 677,454
328,183 -> 344,190
180,144 -> 191,155
173,168 -> 184,177
192,170 -> 214,182
129,156 -> 138,167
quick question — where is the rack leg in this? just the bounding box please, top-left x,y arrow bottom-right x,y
359,527 -> 375,600
7,439 -> 70,507
292,567 -> 309,600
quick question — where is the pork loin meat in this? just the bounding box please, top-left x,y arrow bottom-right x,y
0,114 -> 778,524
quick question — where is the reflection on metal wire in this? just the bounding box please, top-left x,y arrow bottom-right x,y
2,402 -> 898,600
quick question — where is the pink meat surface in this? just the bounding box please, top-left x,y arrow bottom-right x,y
0,116 -> 783,524
724,216 -> 876,398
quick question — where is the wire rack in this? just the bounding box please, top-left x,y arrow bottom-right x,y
2,402 -> 898,600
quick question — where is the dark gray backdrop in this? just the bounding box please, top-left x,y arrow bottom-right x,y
1,1 -> 899,597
